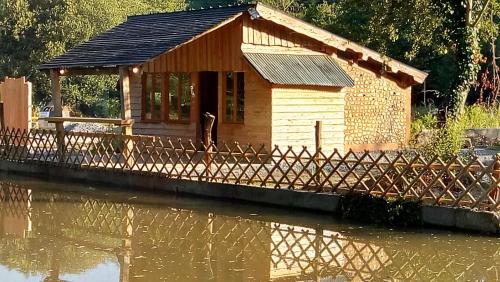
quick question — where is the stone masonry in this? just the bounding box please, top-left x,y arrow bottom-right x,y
338,60 -> 411,151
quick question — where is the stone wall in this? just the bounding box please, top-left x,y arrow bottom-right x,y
337,60 -> 411,151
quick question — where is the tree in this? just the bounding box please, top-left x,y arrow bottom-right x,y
0,0 -> 186,116
304,0 -> 499,114
437,0 -> 499,115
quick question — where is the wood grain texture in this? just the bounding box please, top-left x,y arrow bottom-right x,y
0,77 -> 32,131
144,18 -> 244,73
271,86 -> 346,155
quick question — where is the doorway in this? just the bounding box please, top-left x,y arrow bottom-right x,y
199,72 -> 219,144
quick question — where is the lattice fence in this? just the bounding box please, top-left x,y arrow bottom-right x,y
0,128 -> 498,211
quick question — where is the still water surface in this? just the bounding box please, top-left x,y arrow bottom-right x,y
0,175 -> 498,282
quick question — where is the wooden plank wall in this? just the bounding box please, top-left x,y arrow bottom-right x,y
217,65 -> 273,149
271,86 -> 345,155
0,77 -> 32,131
143,18 -> 244,73
242,15 -> 325,51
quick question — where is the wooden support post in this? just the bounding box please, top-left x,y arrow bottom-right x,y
0,102 -> 4,130
315,121 -> 323,187
490,153 -> 500,202
119,66 -> 132,135
203,112 -> 215,180
50,69 -> 65,161
119,66 -> 133,168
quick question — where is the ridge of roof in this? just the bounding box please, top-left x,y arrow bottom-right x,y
127,3 -> 255,20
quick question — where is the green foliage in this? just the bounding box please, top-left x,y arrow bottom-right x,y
429,121 -> 466,160
339,193 -> 389,225
461,104 -> 500,128
388,199 -> 422,227
0,0 -> 186,117
411,105 -> 499,160
339,193 -> 423,227
411,107 -> 438,137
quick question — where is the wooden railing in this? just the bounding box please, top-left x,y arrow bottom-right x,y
0,128 -> 498,211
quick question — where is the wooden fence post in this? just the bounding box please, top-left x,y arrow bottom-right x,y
315,121 -> 323,186
203,112 -> 215,180
491,153 -> 500,202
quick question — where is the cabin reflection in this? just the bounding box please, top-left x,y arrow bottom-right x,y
0,183 -> 499,282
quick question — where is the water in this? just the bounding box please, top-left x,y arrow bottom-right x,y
0,175 -> 498,282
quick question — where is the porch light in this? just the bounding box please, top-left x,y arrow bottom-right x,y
59,69 -> 67,75
131,66 -> 140,74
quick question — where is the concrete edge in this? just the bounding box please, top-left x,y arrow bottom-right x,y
422,205 -> 500,234
0,161 -> 498,235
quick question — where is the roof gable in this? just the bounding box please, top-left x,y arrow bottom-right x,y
39,4 -> 254,70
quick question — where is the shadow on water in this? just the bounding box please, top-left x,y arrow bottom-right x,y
0,174 -> 499,282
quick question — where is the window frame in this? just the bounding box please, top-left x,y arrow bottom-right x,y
166,72 -> 191,124
141,72 -> 191,124
222,71 -> 244,124
141,73 -> 165,123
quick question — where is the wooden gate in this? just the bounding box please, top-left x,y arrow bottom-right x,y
0,77 -> 32,130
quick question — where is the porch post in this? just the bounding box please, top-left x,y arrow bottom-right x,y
119,66 -> 132,135
50,69 -> 65,160
119,66 -> 133,168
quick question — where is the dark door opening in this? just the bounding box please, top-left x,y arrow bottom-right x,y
199,72 -> 219,144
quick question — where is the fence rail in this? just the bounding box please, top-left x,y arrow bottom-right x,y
0,128 -> 498,211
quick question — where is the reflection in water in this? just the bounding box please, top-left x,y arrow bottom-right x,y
0,179 -> 499,282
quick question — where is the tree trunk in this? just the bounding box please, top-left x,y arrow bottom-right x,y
447,1 -> 481,117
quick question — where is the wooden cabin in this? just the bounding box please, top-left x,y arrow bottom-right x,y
40,3 -> 428,154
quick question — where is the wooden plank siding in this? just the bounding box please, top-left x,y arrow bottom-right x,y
217,65 -> 273,149
143,18 -> 244,73
271,87 -> 345,155
241,14 -> 326,52
0,77 -> 32,131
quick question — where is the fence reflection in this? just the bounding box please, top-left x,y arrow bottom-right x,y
0,182 -> 499,281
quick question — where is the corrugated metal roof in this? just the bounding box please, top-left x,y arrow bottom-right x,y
39,4 -> 254,69
243,53 -> 354,87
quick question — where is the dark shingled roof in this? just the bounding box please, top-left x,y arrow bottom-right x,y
244,53 -> 354,87
39,4 -> 254,70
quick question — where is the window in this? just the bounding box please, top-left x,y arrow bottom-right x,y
142,72 -> 191,123
168,73 -> 191,122
142,73 -> 163,121
224,72 -> 244,123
